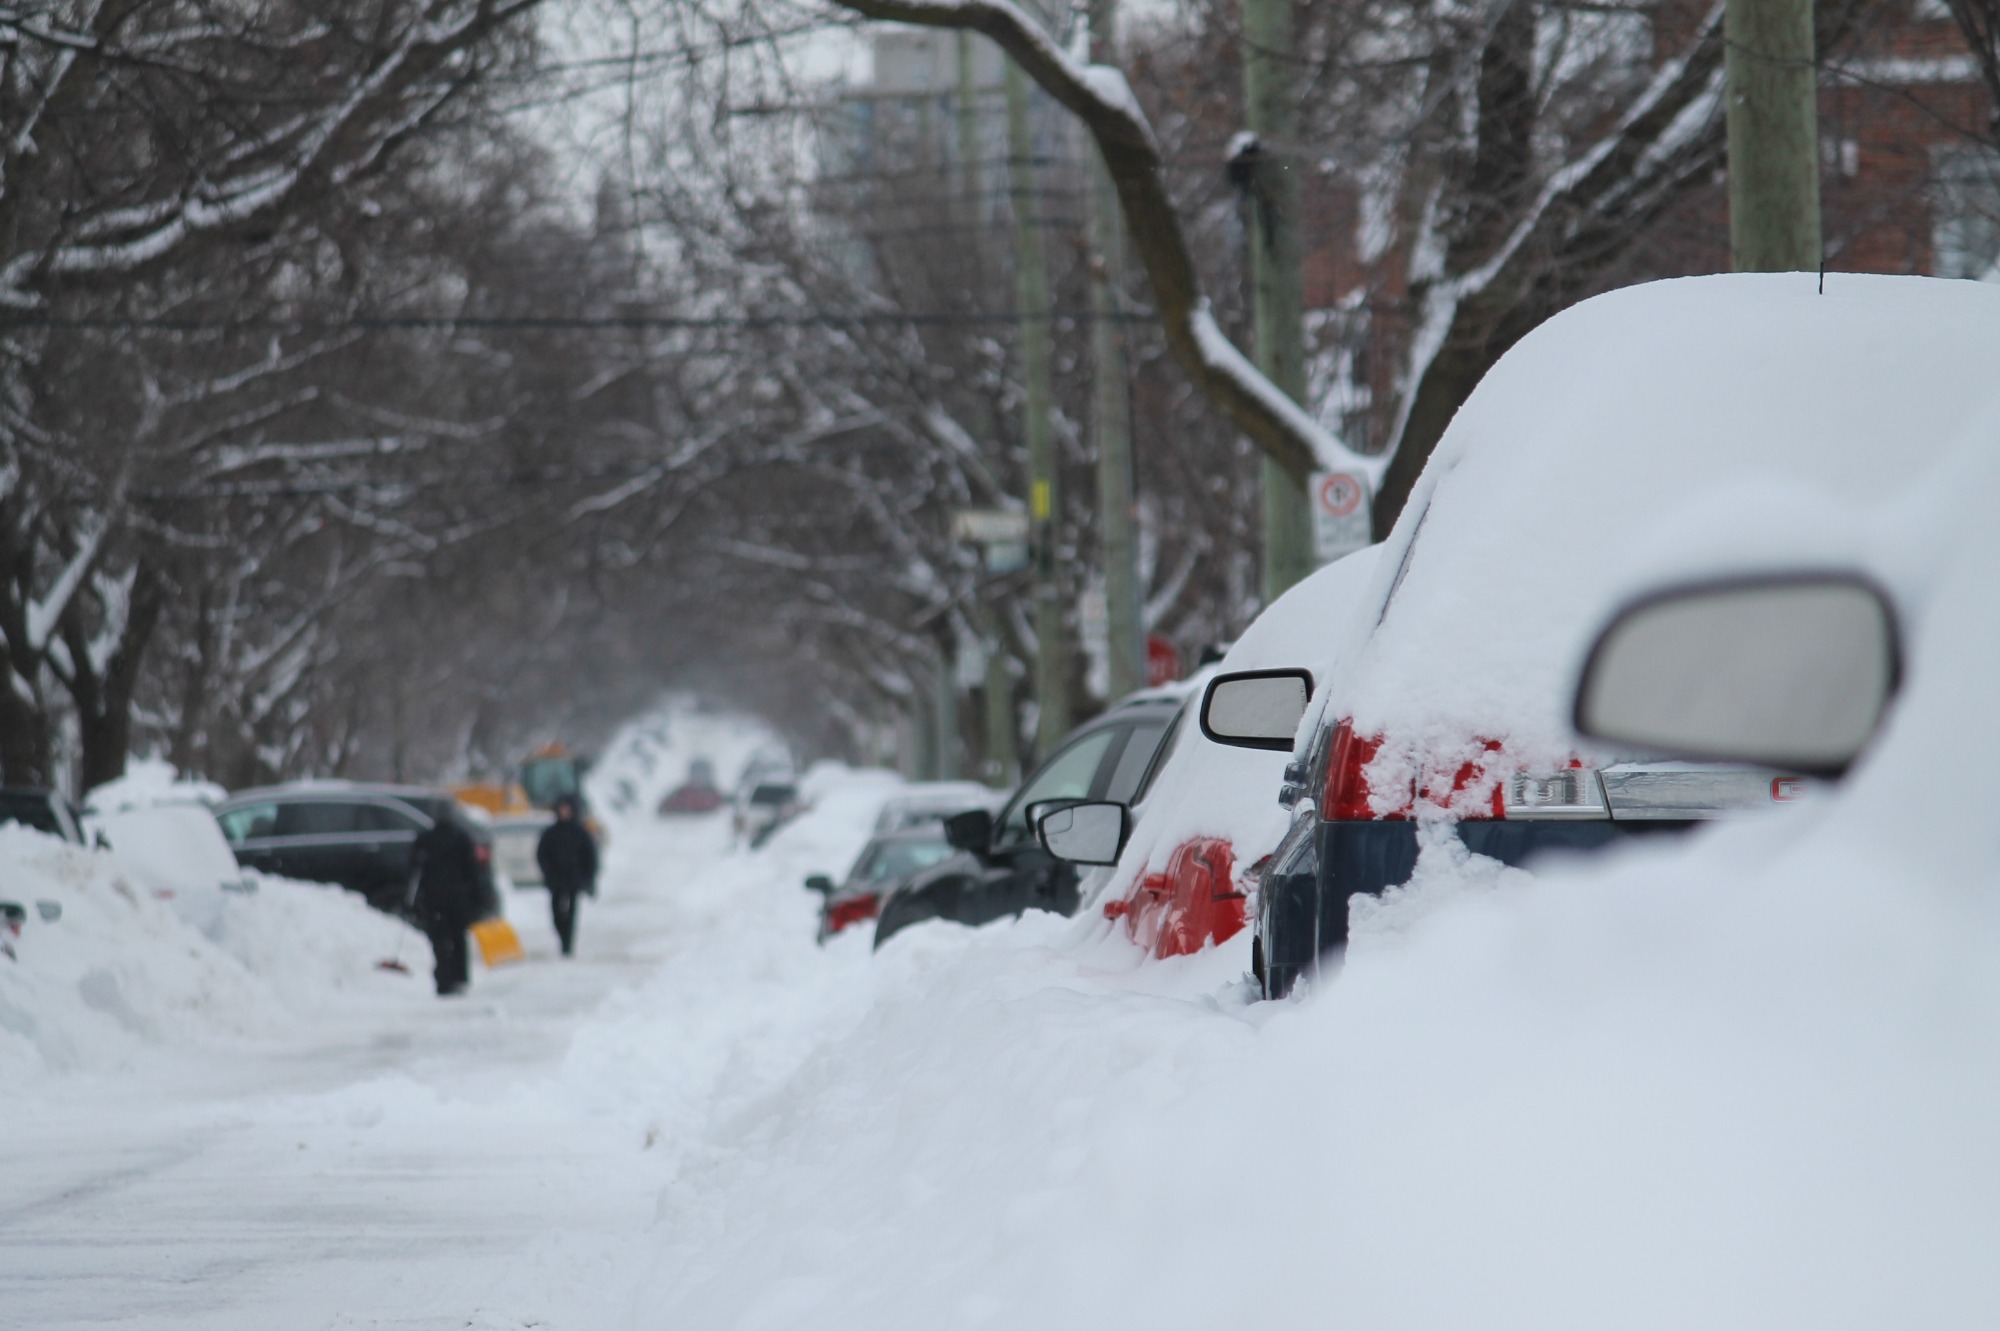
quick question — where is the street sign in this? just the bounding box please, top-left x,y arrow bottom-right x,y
952,509 -> 1030,543
1145,635 -> 1182,688
1310,470 -> 1372,562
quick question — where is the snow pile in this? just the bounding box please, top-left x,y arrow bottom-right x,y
85,754 -> 229,813
623,284 -> 2000,1330
0,823 -> 422,1081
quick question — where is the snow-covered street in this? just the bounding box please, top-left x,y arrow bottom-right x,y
0,711 -> 1254,1329
14,678 -> 2000,1330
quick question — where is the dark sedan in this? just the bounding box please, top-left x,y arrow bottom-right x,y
213,783 -> 494,916
873,691 -> 1184,949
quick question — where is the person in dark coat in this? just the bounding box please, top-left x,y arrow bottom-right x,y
535,796 -> 598,957
412,812 -> 483,995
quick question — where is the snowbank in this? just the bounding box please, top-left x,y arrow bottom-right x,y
0,824 -> 423,1081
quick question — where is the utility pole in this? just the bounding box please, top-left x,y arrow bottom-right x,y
957,32 -> 982,202
1725,0 -> 1821,272
933,651 -> 959,780
1240,0 -> 1315,601
983,638 -> 1017,787
959,34 -> 1020,789
1006,58 -> 1070,757
1087,0 -> 1143,699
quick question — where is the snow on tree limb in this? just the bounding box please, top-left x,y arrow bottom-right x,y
825,0 -> 1369,485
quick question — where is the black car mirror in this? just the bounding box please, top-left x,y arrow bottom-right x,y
942,808 -> 993,853
803,873 -> 835,894
1036,801 -> 1130,866
1574,572 -> 1901,777
1200,668 -> 1316,751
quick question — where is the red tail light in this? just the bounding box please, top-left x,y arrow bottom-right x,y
1320,720 -> 1508,821
827,893 -> 881,935
475,843 -> 491,865
1322,720 -> 1389,820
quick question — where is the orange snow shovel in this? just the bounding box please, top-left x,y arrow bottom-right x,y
471,916 -> 526,967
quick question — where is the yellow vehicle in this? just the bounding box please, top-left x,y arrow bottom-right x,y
452,745 -> 606,885
454,743 -> 590,817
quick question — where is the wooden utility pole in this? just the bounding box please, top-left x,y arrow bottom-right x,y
1725,0 -> 1821,271
932,653 -> 959,779
1006,58 -> 1070,757
1087,0 -> 1143,699
957,34 -> 1018,788
1241,0 -> 1314,601
957,32 -> 982,201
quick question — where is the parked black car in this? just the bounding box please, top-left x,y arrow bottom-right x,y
213,783 -> 494,916
0,788 -> 87,844
873,691 -> 1185,948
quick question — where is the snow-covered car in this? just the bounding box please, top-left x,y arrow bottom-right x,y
1035,546 -> 1383,961
804,825 -> 960,942
874,688 -> 1188,949
734,779 -> 803,847
1185,273 -> 2000,997
214,782 -> 496,916
871,781 -> 1002,834
658,780 -> 726,815
82,762 -> 245,901
0,788 -> 88,844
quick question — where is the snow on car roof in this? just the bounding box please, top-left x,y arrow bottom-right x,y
1327,272 -> 2000,767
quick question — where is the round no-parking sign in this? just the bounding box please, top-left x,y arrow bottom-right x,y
1310,470 -> 1372,561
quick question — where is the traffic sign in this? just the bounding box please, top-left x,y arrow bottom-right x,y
1145,635 -> 1182,688
1310,470 -> 1372,561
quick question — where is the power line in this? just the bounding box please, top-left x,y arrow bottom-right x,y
0,309 -> 1161,333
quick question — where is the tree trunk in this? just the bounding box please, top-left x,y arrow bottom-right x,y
1726,0 -> 1822,272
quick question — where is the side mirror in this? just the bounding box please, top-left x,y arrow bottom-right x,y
1574,572 -> 1901,776
1036,801 -> 1130,866
803,873 -> 835,895
942,808 -> 993,853
1200,668 -> 1316,751
35,900 -> 61,922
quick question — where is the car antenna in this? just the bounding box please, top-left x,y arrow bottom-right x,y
1818,251 -> 1825,295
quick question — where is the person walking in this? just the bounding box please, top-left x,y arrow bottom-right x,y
411,810 -> 483,996
536,796 -> 598,957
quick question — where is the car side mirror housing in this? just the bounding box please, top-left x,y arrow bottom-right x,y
803,874 -> 835,895
1200,668 -> 1316,751
1574,572 -> 1901,777
942,808 -> 993,853
1036,801 -> 1130,866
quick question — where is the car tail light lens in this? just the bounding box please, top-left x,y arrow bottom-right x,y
1322,719 -> 1604,822
1502,767 -> 1609,819
1322,720 -> 1392,820
475,843 -> 492,864
827,893 -> 880,935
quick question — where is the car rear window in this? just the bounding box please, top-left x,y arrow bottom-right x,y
217,803 -> 279,843
1104,719 -> 1170,804
854,838 -> 955,882
750,784 -> 797,806
0,792 -> 61,837
357,802 -> 425,833
275,802 -> 366,836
